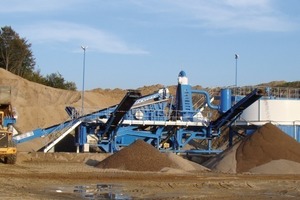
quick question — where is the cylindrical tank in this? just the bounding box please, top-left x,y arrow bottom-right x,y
220,88 -> 232,113
240,99 -> 300,122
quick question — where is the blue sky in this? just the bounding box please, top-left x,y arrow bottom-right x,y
1,0 -> 300,90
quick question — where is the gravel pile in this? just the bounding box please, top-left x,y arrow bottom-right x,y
203,123 -> 300,174
236,123 -> 300,173
96,140 -> 176,172
96,140 -> 209,172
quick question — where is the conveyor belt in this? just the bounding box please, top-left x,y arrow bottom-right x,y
103,90 -> 141,136
211,89 -> 262,130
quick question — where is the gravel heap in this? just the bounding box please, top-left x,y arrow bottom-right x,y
96,140 -> 210,172
96,140 -> 176,172
203,123 -> 300,174
236,123 -> 300,173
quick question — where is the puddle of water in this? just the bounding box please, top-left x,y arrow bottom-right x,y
53,183 -> 132,200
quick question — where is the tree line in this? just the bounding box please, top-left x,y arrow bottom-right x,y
0,26 -> 76,90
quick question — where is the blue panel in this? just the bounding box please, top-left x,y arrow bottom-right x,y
277,125 -> 300,142
176,84 -> 194,121
80,126 -> 87,144
4,117 -> 16,127
297,126 -> 300,142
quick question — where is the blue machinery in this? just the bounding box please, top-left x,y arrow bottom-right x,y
14,71 -> 262,153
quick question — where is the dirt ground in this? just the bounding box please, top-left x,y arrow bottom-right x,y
0,152 -> 299,200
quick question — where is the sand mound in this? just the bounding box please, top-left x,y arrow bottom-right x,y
236,123 -> 300,173
203,123 -> 300,174
0,68 -> 176,133
96,140 -> 208,172
96,140 -> 176,172
249,159 -> 300,174
0,69 -> 131,132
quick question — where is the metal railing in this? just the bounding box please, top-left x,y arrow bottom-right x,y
232,86 -> 300,99
207,86 -> 300,99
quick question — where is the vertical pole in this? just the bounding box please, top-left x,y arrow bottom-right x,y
235,54 -> 239,87
81,46 -> 87,116
234,54 -> 239,107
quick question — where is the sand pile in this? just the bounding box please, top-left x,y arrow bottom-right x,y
0,68 -> 176,133
203,123 -> 300,174
96,140 -> 176,171
96,140 -> 209,172
236,123 -> 300,173
0,69 -> 161,133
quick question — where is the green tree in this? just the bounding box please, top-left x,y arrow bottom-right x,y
63,81 -> 77,91
0,26 -> 35,77
0,26 -> 77,91
26,68 -> 47,85
45,72 -> 77,90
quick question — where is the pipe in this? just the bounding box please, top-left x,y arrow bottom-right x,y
191,90 -> 219,110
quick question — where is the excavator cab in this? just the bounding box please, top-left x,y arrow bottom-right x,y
0,111 -> 17,164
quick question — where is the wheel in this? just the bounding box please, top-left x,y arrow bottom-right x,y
5,154 -> 17,164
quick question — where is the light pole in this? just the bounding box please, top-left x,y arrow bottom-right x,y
235,54 -> 239,87
81,46 -> 88,116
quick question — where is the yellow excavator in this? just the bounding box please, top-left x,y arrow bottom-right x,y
0,86 -> 17,164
